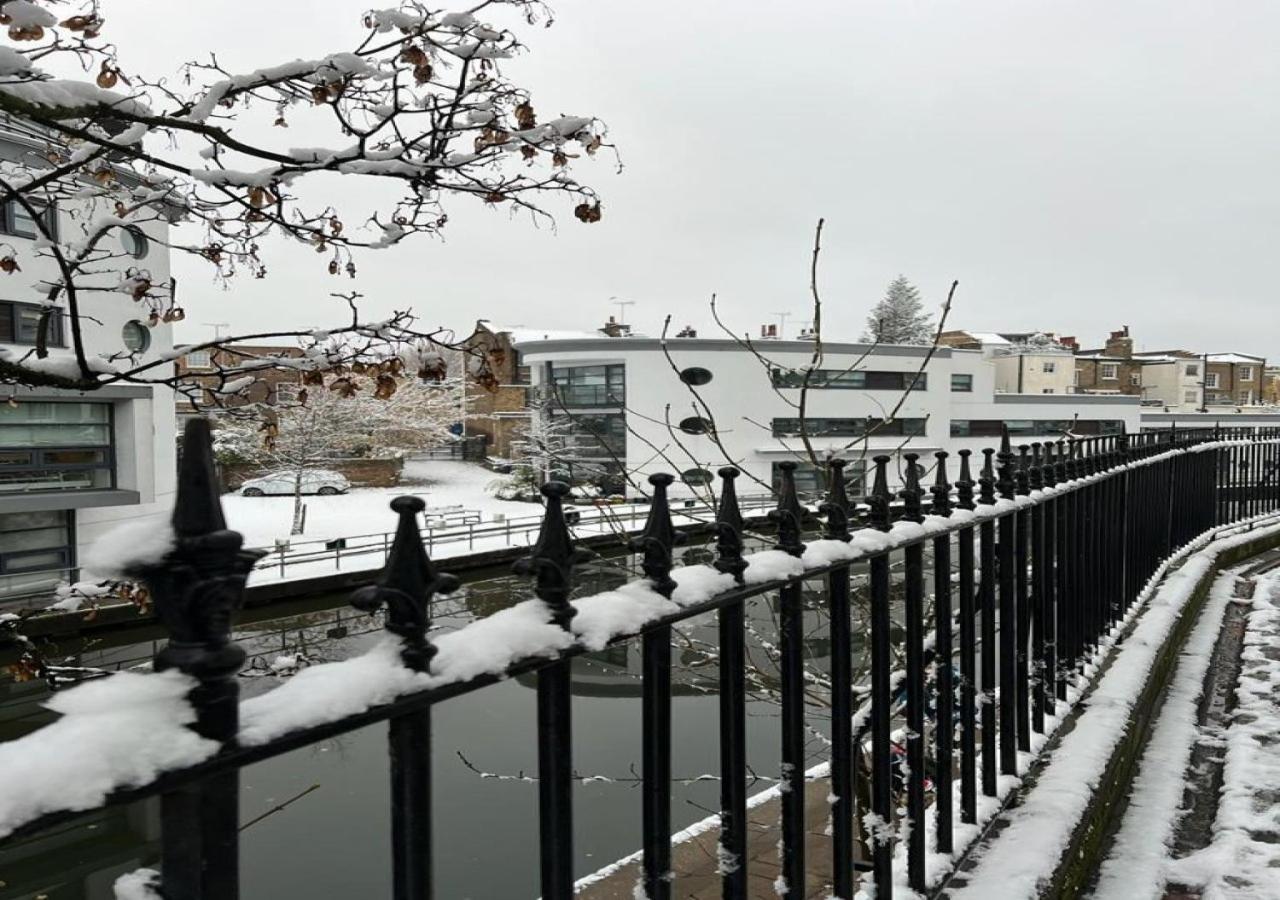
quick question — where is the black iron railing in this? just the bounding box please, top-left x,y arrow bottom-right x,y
3,419 -> 1280,899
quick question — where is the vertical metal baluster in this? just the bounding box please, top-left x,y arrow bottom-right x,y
1053,440 -> 1069,701
351,497 -> 460,900
1029,444 -> 1047,734
1013,445 -> 1031,752
899,455 -> 927,892
822,459 -> 857,899
996,429 -> 1018,775
633,474 -> 680,900
978,448 -> 999,797
773,461 -> 809,898
714,467 -> 749,900
868,456 -> 895,899
514,482 -> 588,900
955,451 -> 978,823
930,452 -> 955,854
1041,443 -> 1059,715
133,419 -> 264,900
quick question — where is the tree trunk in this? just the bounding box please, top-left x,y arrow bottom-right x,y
290,472 -> 306,535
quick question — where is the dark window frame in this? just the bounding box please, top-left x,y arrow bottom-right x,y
0,300 -> 65,347
771,417 -> 927,438
1,198 -> 58,241
0,510 -> 75,577
950,373 -> 974,392
549,363 -> 626,407
950,418 -> 1126,438
0,401 -> 116,493
771,368 -> 927,391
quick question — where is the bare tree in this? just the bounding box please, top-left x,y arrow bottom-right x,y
0,0 -> 613,403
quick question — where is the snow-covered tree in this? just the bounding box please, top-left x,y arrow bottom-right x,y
0,0 -> 611,402
216,373 -> 461,532
490,399 -> 614,500
861,275 -> 934,345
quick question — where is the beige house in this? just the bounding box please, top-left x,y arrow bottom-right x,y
939,330 -> 1077,394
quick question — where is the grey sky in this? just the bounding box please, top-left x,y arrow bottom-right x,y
111,0 -> 1279,359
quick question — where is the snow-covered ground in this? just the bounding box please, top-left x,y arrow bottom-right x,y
223,459 -> 537,549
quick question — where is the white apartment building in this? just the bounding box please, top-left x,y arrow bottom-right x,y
1131,353 -> 1204,411
516,336 -> 1140,499
0,134 -> 175,602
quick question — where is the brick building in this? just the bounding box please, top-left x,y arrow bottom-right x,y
1074,327 -> 1145,396
173,343 -> 306,420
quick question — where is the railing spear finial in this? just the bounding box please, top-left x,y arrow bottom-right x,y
1015,445 -> 1031,496
996,425 -> 1016,500
1030,442 -> 1045,491
514,481 -> 588,629
869,455 -> 893,532
931,451 -> 953,516
632,473 -> 681,598
772,461 -> 807,557
901,452 -> 925,523
351,496 -> 460,671
714,466 -> 748,583
979,448 -> 997,506
131,417 -> 265,743
956,449 -> 976,510
821,458 -> 852,542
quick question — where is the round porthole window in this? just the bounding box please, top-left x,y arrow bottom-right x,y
122,319 -> 150,353
681,468 -> 714,486
677,416 -> 714,435
679,366 -> 713,386
121,225 -> 149,259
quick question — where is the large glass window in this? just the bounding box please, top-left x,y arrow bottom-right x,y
550,364 -> 625,406
0,510 -> 73,598
772,459 -> 867,497
771,417 -> 927,438
771,368 -> 927,391
0,402 -> 113,492
3,199 -> 58,240
550,412 -> 626,459
951,373 -> 973,392
0,301 -> 64,346
950,419 -> 1125,438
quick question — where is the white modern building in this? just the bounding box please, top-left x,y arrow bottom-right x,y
515,335 -> 1140,499
0,132 -> 175,602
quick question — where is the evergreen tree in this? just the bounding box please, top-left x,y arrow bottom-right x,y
861,276 -> 935,345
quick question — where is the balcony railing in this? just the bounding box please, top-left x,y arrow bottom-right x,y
2,420 -> 1280,899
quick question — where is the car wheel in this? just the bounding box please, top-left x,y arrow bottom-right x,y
242,487 -> 264,497
317,486 -> 340,495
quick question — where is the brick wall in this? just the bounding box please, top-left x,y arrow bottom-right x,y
220,457 -> 404,491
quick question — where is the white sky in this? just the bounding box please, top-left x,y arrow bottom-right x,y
105,0 -> 1280,358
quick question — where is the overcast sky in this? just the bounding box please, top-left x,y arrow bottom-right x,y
110,0 -> 1279,358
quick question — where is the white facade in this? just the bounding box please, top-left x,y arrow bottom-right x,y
1137,357 -> 1204,411
992,351 -> 1077,395
517,337 -> 1140,499
0,151 -> 175,601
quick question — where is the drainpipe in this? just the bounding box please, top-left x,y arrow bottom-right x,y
1018,355 -> 1024,393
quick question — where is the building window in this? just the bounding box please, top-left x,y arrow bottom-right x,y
1239,366 -> 1254,381
0,510 -> 73,597
514,365 -> 532,385
1042,388 -> 1055,394
951,373 -> 973,392
951,419 -> 1124,438
184,349 -> 212,369
121,320 -> 150,354
550,364 -> 625,406
120,225 -> 149,259
771,368 -> 927,391
772,459 -> 866,497
771,417 -> 927,438
1130,372 -> 1141,386
1100,363 -> 1119,380
0,301 -> 64,346
548,412 -> 626,459
1205,373 -> 1220,389
1185,364 -> 1199,377
1042,361 -> 1057,374
1239,391 -> 1253,405
0,402 -> 113,493
1,199 -> 58,240
1184,390 -> 1198,404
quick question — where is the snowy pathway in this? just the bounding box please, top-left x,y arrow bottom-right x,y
1094,557 -> 1280,900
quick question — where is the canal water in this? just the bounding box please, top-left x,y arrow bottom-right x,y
0,536 -> 909,899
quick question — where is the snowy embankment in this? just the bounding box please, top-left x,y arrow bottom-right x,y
1092,563 -> 1280,899
947,515 -> 1280,900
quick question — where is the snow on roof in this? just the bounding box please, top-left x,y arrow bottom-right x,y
966,331 -> 1013,345
1206,353 -> 1265,364
485,323 -> 604,345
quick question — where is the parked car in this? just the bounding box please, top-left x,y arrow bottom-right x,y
239,470 -> 350,497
